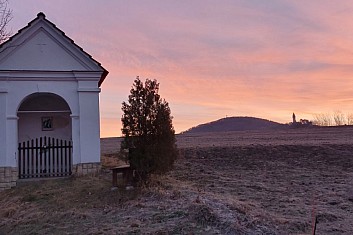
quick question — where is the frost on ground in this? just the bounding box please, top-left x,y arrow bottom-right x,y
0,171 -> 279,234
1,128 -> 353,234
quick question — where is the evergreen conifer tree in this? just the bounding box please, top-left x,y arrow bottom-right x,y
121,77 -> 177,181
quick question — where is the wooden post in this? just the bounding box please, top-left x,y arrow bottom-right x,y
312,215 -> 317,235
112,169 -> 118,187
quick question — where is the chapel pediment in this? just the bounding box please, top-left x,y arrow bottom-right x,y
0,12 -> 108,85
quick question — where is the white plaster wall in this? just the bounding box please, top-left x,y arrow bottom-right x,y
0,91 -> 6,165
0,14 -> 104,72
6,116 -> 18,167
1,75 -> 102,167
7,80 -> 78,116
18,112 -> 72,143
77,87 -> 101,163
3,79 -> 79,167
0,30 -> 88,71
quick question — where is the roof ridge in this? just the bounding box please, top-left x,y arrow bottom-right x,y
37,12 -> 45,18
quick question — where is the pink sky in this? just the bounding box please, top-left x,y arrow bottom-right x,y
9,1 -> 353,137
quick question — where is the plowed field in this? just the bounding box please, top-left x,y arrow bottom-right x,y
1,127 -> 353,234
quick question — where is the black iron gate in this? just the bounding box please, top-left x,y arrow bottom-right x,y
18,136 -> 72,179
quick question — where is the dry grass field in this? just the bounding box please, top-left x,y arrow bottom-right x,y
1,126 -> 353,234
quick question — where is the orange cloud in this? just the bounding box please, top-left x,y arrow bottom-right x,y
9,1 -> 353,136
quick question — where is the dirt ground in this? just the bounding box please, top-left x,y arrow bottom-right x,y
1,127 -> 353,234
175,145 -> 353,234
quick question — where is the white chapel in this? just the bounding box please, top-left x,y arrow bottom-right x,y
0,12 -> 108,190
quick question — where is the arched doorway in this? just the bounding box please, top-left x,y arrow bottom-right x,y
17,93 -> 73,178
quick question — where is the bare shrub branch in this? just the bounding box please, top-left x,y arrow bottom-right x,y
333,110 -> 345,126
313,113 -> 333,126
0,0 -> 12,44
347,113 -> 353,125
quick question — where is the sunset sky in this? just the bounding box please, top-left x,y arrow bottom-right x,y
8,1 -> 353,137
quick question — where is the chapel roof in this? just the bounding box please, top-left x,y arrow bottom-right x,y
0,12 -> 108,87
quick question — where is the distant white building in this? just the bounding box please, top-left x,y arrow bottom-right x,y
0,13 -> 108,190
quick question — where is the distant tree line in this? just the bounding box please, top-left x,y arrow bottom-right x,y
312,111 -> 353,126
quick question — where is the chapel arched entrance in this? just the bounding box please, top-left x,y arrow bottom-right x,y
17,92 -> 73,178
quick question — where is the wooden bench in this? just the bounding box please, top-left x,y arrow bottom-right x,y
111,165 -> 133,187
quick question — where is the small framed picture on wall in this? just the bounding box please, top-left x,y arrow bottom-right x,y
42,117 -> 53,131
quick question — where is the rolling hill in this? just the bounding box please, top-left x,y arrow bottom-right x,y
182,116 -> 287,134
